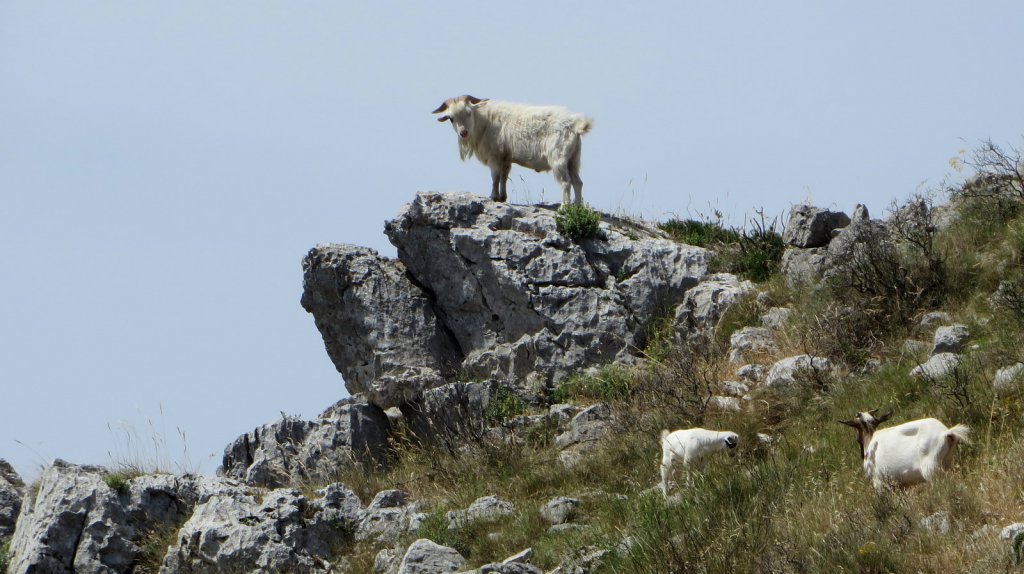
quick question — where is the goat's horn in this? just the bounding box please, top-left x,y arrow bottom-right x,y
431,101 -> 449,114
839,419 -> 859,427
465,95 -> 487,105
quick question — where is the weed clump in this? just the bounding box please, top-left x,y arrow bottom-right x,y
555,204 -> 602,242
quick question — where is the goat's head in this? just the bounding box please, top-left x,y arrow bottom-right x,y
840,408 -> 892,458
723,432 -> 739,455
432,95 -> 488,140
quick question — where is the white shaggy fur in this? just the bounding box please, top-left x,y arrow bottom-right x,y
842,409 -> 970,491
659,428 -> 739,498
432,95 -> 593,206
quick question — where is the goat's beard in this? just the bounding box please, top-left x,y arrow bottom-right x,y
458,136 -> 475,161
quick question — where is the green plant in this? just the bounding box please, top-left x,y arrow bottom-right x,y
485,386 -> 526,423
103,471 -> 136,495
660,211 -> 784,282
659,217 -> 741,247
555,204 -> 602,241
552,364 -> 632,403
0,537 -> 10,572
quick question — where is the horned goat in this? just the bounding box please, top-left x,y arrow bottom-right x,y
659,428 -> 739,498
841,409 -> 970,491
432,95 -> 593,206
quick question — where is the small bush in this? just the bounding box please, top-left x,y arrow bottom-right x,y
556,204 -> 602,241
103,471 -> 135,495
484,386 -> 526,423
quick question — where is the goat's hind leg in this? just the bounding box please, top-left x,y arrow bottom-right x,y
553,164 -> 573,208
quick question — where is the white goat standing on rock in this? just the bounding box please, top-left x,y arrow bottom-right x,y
841,409 -> 970,491
659,428 -> 739,498
432,95 -> 593,207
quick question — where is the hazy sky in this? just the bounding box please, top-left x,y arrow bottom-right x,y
2,2 -> 1022,481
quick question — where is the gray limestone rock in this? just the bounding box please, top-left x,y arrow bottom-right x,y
401,381 -> 500,446
397,538 -> 466,574
540,497 -> 579,526
764,355 -> 832,388
728,327 -> 777,364
919,311 -> 953,330
159,487 -> 342,573
301,244 -> 461,407
780,247 -> 828,286
931,324 -> 970,355
783,204 -> 851,248
994,363 -> 1024,393
910,353 -> 961,380
736,364 -> 766,383
220,399 -> 391,488
673,273 -> 754,342
555,403 -> 614,467
0,459 -> 24,538
760,307 -> 793,330
447,496 -> 515,530
305,193 -> 709,408
7,460 -> 247,574
356,489 -> 421,545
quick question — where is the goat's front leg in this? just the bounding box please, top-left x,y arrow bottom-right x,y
490,165 -> 505,202
498,164 -> 511,202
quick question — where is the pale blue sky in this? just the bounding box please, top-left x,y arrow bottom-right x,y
2,2 -> 1022,481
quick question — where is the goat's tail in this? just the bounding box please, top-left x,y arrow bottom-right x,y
575,116 -> 594,135
947,424 -> 971,445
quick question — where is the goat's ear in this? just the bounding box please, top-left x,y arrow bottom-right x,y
436,115 -> 450,123
876,410 -> 893,424
431,102 -> 449,114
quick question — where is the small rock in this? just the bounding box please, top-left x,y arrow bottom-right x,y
932,324 -> 970,355
448,495 -> 515,529
375,548 -> 401,573
994,363 -> 1024,393
910,353 -> 960,380
764,355 -> 832,388
547,523 -> 592,535
720,381 -> 750,396
709,396 -> 742,411
728,327 -> 777,364
540,497 -> 579,525
370,489 -> 410,509
760,307 -> 793,330
397,539 -> 466,574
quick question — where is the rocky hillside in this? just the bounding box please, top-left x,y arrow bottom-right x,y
3,166 -> 1024,572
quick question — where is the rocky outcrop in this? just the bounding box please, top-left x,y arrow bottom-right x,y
0,459 -> 24,538
304,193 -> 709,408
220,398 -> 391,488
7,460 -> 248,574
783,204 -> 851,248
555,403 -> 615,467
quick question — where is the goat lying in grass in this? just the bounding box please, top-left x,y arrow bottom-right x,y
660,428 -> 739,498
841,409 -> 970,491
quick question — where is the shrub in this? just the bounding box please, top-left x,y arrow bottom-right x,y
555,204 -> 602,241
484,385 -> 526,423
659,217 -> 741,246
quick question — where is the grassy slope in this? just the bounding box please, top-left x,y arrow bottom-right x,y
317,184 -> 1024,573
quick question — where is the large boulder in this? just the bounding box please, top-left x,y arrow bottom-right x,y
0,459 -> 24,538
220,398 -> 392,488
304,193 -> 709,408
397,538 -> 466,574
300,245 -> 462,407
